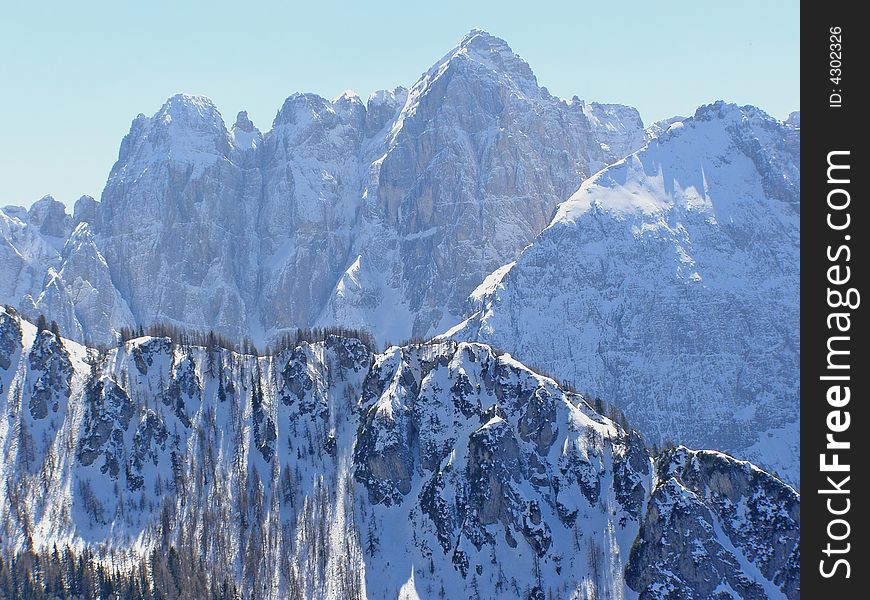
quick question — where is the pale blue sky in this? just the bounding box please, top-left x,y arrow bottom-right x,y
1,0 -> 799,208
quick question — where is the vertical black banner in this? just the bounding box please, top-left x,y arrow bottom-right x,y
802,4 -> 866,597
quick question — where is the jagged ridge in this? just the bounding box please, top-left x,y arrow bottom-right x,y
0,306 -> 798,599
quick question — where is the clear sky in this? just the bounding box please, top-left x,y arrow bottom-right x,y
1,0 -> 799,208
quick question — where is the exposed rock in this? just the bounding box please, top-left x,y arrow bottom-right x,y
27,329 -> 72,420
0,307 -> 22,370
626,447 -> 799,599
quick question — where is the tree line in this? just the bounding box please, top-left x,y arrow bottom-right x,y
116,323 -> 376,357
0,544 -> 241,600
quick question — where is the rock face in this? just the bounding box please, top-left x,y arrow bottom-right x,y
27,195 -> 71,238
31,223 -> 135,342
1,197 -> 70,318
72,195 -> 99,226
325,32 -> 647,339
1,194 -> 135,343
447,102 -> 801,484
0,306 -> 799,599
94,93 -> 259,341
626,448 -> 800,599
26,329 -> 72,422
1,30 -> 649,346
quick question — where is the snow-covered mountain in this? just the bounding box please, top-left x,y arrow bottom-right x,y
0,306 -> 799,599
1,31 -> 802,595
446,102 -> 800,484
1,30 -> 651,347
1,194 -> 134,344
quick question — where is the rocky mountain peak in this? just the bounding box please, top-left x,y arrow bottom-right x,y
332,90 -> 367,123
334,89 -> 362,104
156,93 -> 226,130
367,87 -> 408,110
691,100 -> 773,126
459,30 -> 533,73
1,204 -> 28,221
230,110 -> 261,151
429,29 -> 538,95
686,101 -> 800,209
365,87 -> 409,136
27,194 -> 70,237
111,93 -> 232,180
457,28 -> 514,56
272,92 -> 339,128
72,194 -> 98,226
232,110 -> 255,133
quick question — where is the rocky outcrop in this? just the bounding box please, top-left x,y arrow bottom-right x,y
26,329 -> 72,421
72,195 -> 98,226
78,378 -> 136,478
27,195 -> 70,238
0,307 -> 22,371
626,448 -> 799,599
324,31 -> 648,338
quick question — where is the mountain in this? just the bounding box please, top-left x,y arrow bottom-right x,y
0,306 -> 799,599
1,196 -> 71,308
1,195 -> 133,344
445,102 -> 800,484
1,30 -> 651,347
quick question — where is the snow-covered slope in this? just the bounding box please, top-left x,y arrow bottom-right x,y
3,30 -> 650,347
0,306 -> 799,599
447,102 -> 800,484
